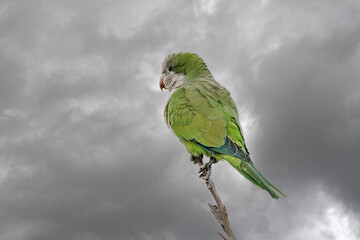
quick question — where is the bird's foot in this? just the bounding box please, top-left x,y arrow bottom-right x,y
199,157 -> 218,181
190,154 -> 203,165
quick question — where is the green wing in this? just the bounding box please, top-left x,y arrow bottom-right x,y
193,79 -> 248,151
166,83 -> 226,148
165,79 -> 248,152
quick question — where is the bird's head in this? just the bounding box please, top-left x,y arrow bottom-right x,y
159,52 -> 210,92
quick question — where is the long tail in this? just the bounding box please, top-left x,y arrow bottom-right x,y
222,155 -> 286,199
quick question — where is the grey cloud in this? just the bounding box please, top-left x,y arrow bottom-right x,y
0,0 -> 360,239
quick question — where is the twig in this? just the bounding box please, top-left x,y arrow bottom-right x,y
218,232 -> 228,240
206,179 -> 236,240
194,159 -> 236,240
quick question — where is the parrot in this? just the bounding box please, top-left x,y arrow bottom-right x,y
159,52 -> 285,199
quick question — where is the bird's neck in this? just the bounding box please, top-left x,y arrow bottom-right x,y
167,73 -> 186,97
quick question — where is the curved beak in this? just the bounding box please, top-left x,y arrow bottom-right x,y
159,75 -> 165,91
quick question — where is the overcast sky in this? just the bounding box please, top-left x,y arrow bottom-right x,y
1,0 -> 360,239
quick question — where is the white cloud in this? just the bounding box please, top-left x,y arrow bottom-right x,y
291,190 -> 360,240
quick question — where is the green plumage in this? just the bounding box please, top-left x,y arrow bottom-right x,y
163,53 -> 285,199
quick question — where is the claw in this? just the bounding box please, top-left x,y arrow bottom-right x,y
198,157 -> 217,180
190,154 -> 203,165
199,166 -> 212,181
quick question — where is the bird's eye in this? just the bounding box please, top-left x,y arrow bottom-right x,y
168,67 -> 174,71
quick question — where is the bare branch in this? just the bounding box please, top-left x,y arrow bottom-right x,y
194,159 -> 237,240
206,179 -> 236,240
218,232 -> 228,240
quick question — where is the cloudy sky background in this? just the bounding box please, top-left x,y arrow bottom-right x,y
1,0 -> 360,239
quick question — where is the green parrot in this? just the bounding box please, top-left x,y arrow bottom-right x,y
159,52 -> 285,199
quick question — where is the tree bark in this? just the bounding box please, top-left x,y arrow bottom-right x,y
195,159 -> 236,240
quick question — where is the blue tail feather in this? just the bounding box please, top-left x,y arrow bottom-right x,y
193,137 -> 251,162
192,137 -> 285,199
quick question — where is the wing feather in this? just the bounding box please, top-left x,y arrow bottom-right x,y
165,79 -> 248,153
